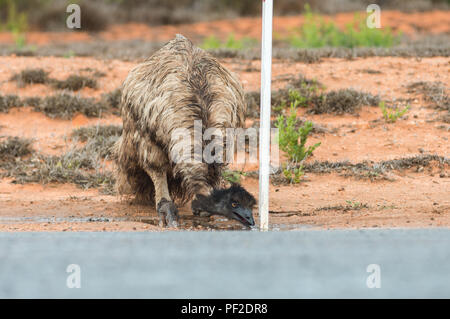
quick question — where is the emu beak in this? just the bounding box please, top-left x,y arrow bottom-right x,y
232,207 -> 255,227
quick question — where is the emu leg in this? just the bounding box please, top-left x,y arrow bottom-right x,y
145,169 -> 178,227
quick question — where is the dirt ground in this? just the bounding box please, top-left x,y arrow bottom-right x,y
0,12 -> 449,231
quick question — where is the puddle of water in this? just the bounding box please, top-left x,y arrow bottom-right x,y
136,216 -> 250,231
0,216 -> 310,231
270,223 -> 315,231
0,216 -> 127,224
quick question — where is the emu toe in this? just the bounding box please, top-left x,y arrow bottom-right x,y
157,199 -> 179,228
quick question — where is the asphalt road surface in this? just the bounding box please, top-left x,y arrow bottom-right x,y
0,229 -> 449,298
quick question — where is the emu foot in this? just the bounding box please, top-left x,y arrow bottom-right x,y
157,198 -> 178,228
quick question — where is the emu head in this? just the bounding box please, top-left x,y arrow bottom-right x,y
192,185 -> 256,227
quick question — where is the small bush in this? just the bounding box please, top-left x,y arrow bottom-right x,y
0,134 -> 115,194
245,75 -> 322,117
3,152 -> 115,193
300,155 -> 449,180
52,75 -> 98,91
1,93 -> 116,119
309,89 -> 380,114
276,105 -> 321,163
21,96 -> 42,107
102,88 -> 122,109
0,94 -> 20,112
72,125 -> 122,142
222,170 -> 246,184
379,101 -> 410,123
0,136 -> 32,163
407,81 -> 449,111
282,165 -> 304,184
11,68 -> 49,86
10,69 -> 98,91
36,93 -> 106,119
72,125 -> 122,159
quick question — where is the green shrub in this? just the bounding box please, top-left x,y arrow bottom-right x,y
0,0 -> 28,49
275,88 -> 322,176
201,33 -> 257,50
282,165 -> 304,184
222,170 -> 246,184
379,101 -> 410,123
275,104 -> 321,163
288,4 -> 400,48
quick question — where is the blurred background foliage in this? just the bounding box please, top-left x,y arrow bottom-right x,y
0,0 -> 449,32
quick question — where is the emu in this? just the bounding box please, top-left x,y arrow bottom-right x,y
114,34 -> 256,228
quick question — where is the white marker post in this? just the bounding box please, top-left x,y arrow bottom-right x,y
258,0 -> 273,231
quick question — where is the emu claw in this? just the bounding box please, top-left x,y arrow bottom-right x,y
157,199 -> 178,228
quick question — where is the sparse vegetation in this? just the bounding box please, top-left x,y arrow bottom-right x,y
1,35 -> 448,60
316,200 -> 369,212
276,115 -> 321,163
303,154 -> 448,179
309,89 -> 380,115
0,136 -> 33,163
222,170 -> 246,184
72,125 -> 122,159
288,5 -> 400,48
0,94 -> 20,112
246,78 -> 380,118
245,75 -> 322,117
2,152 -> 115,194
0,0 -> 28,49
282,165 -> 304,184
201,34 -> 257,50
407,81 -> 449,111
275,94 -> 321,183
0,133 -> 116,194
72,125 -> 122,142
379,101 -> 410,123
35,93 -> 107,119
102,88 -> 122,110
21,96 -> 42,107
10,70 -> 98,91
259,154 -> 449,185
52,75 -> 98,91
0,2 -> 449,231
1,90 -> 122,118
10,68 -> 49,86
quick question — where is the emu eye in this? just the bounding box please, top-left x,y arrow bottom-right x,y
231,202 -> 239,208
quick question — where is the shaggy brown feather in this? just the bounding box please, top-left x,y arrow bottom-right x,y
114,34 -> 246,206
